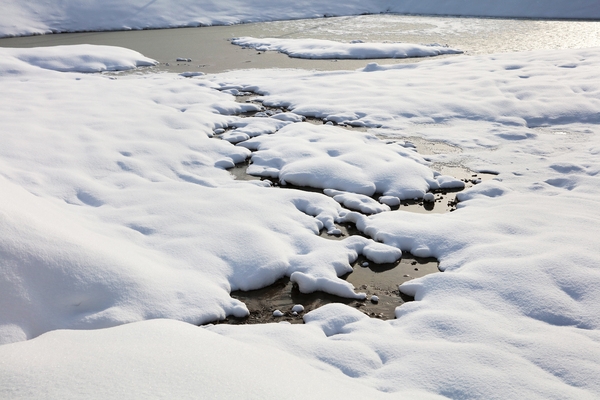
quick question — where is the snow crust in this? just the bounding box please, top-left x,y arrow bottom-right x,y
3,25 -> 600,400
2,0 -> 599,38
231,37 -> 462,59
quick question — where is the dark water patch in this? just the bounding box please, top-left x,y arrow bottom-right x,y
345,254 -> 440,318
227,159 -> 263,181
320,221 -> 365,240
214,252 -> 439,325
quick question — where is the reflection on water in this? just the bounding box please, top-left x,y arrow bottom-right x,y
1,14 -> 599,73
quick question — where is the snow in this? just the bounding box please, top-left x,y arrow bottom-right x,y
212,49 -> 600,135
272,310 -> 284,317
324,189 -> 391,214
292,304 -> 305,313
270,112 -> 305,123
231,37 -> 463,59
0,319 -> 411,399
222,116 -> 290,143
2,0 -> 599,38
0,45 -> 404,343
423,192 -> 436,202
0,45 -> 156,72
2,5 -> 600,400
239,122 -> 462,199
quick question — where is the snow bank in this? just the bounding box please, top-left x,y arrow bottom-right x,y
0,45 -> 400,344
213,47 -> 600,138
0,45 -> 156,72
231,37 -> 462,59
2,0 -> 599,38
0,319 -> 416,399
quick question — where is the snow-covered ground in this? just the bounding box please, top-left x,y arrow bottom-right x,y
1,0 -> 599,38
2,2 -> 600,399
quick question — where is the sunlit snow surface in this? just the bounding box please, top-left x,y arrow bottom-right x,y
0,45 -> 157,72
2,39 -> 600,400
231,37 -> 463,59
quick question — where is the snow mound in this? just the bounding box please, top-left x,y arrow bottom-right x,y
231,37 -> 463,59
0,45 -> 157,72
241,123 -> 441,199
456,180 -> 511,202
303,303 -> 369,336
0,319 -> 401,399
291,272 -> 366,299
223,116 -> 291,143
270,112 -> 305,123
324,189 -> 391,214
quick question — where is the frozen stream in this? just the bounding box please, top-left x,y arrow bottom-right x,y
1,14 -> 600,73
